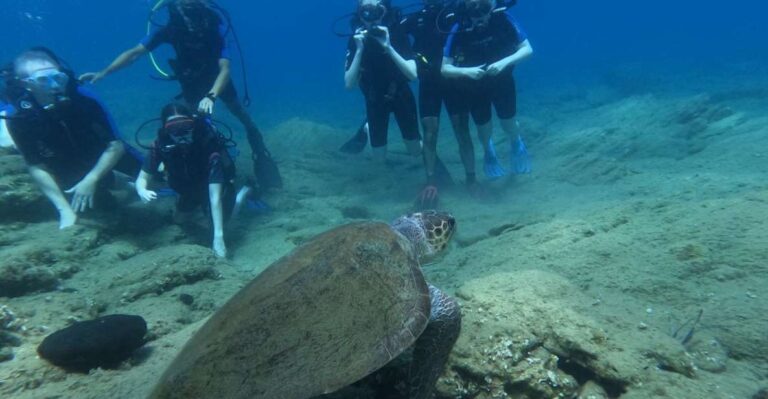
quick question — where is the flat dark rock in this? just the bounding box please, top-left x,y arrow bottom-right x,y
37,314 -> 147,373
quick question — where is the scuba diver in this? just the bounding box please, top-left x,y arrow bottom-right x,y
442,0 -> 533,181
135,103 -> 238,258
344,0 -> 422,163
400,0 -> 460,208
80,0 -> 283,195
1,48 -> 141,230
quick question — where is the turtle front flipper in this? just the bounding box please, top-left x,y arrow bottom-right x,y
408,285 -> 462,399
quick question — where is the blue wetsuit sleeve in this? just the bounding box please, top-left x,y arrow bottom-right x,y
218,22 -> 232,60
141,25 -> 170,51
443,23 -> 460,58
504,12 -> 528,45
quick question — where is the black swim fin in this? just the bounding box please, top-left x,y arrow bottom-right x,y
253,151 -> 283,190
339,122 -> 369,154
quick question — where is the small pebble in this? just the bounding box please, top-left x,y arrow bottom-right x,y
178,294 -> 195,306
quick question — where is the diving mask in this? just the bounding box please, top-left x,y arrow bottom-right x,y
23,68 -> 71,110
467,0 -> 493,18
23,68 -> 70,89
164,116 -> 196,146
359,3 -> 387,24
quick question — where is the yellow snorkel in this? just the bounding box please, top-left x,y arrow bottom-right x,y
148,0 -> 172,78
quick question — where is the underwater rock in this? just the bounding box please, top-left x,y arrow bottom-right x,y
0,305 -> 23,362
577,380 -> 610,399
108,245 -> 223,302
0,153 -> 49,222
753,388 -> 768,399
0,262 -> 60,297
37,314 -> 147,373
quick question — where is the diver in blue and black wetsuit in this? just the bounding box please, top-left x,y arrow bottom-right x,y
442,0 -> 533,180
1,48 -> 141,229
81,0 -> 282,195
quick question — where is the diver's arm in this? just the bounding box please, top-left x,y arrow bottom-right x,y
64,140 -> 125,212
486,40 -> 533,76
441,57 -> 485,80
209,183 -> 227,258
28,165 -> 77,229
81,45 -> 149,83
344,34 -> 365,89
377,27 -> 417,81
198,58 -> 231,114
83,141 -> 126,184
386,47 -> 417,81
135,170 -> 158,203
210,59 -> 231,98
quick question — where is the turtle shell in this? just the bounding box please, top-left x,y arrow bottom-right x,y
149,222 -> 431,399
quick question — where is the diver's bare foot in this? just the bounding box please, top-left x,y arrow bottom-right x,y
213,235 -> 227,258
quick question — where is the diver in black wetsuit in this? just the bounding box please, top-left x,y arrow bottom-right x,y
1,48 -> 141,229
135,103 -> 236,258
344,0 -> 423,163
400,0 -> 459,208
80,0 -> 282,194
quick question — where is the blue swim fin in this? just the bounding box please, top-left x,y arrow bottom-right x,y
511,135 -> 531,174
247,199 -> 272,214
156,188 -> 178,198
483,140 -> 506,179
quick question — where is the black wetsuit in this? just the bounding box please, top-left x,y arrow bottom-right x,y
346,13 -> 421,149
141,5 -> 281,192
142,120 -> 235,217
443,9 -> 528,124
7,87 -> 141,195
142,17 -> 239,106
401,5 -> 454,119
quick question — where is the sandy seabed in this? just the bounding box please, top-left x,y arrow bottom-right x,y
1,72 -> 767,398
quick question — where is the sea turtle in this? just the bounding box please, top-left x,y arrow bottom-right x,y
149,211 -> 461,399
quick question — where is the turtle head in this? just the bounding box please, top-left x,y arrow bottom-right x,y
391,211 -> 456,261
413,211 -> 456,253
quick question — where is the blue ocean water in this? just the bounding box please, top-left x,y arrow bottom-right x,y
2,1 -> 768,398
1,0 -> 764,128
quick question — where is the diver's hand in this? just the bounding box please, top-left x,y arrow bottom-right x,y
485,60 -> 508,76
212,235 -> 227,258
58,208 -> 77,230
354,29 -> 365,51
65,177 -> 97,213
198,97 -> 215,115
79,71 -> 106,84
463,66 -> 486,80
137,187 -> 158,203
371,26 -> 391,50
